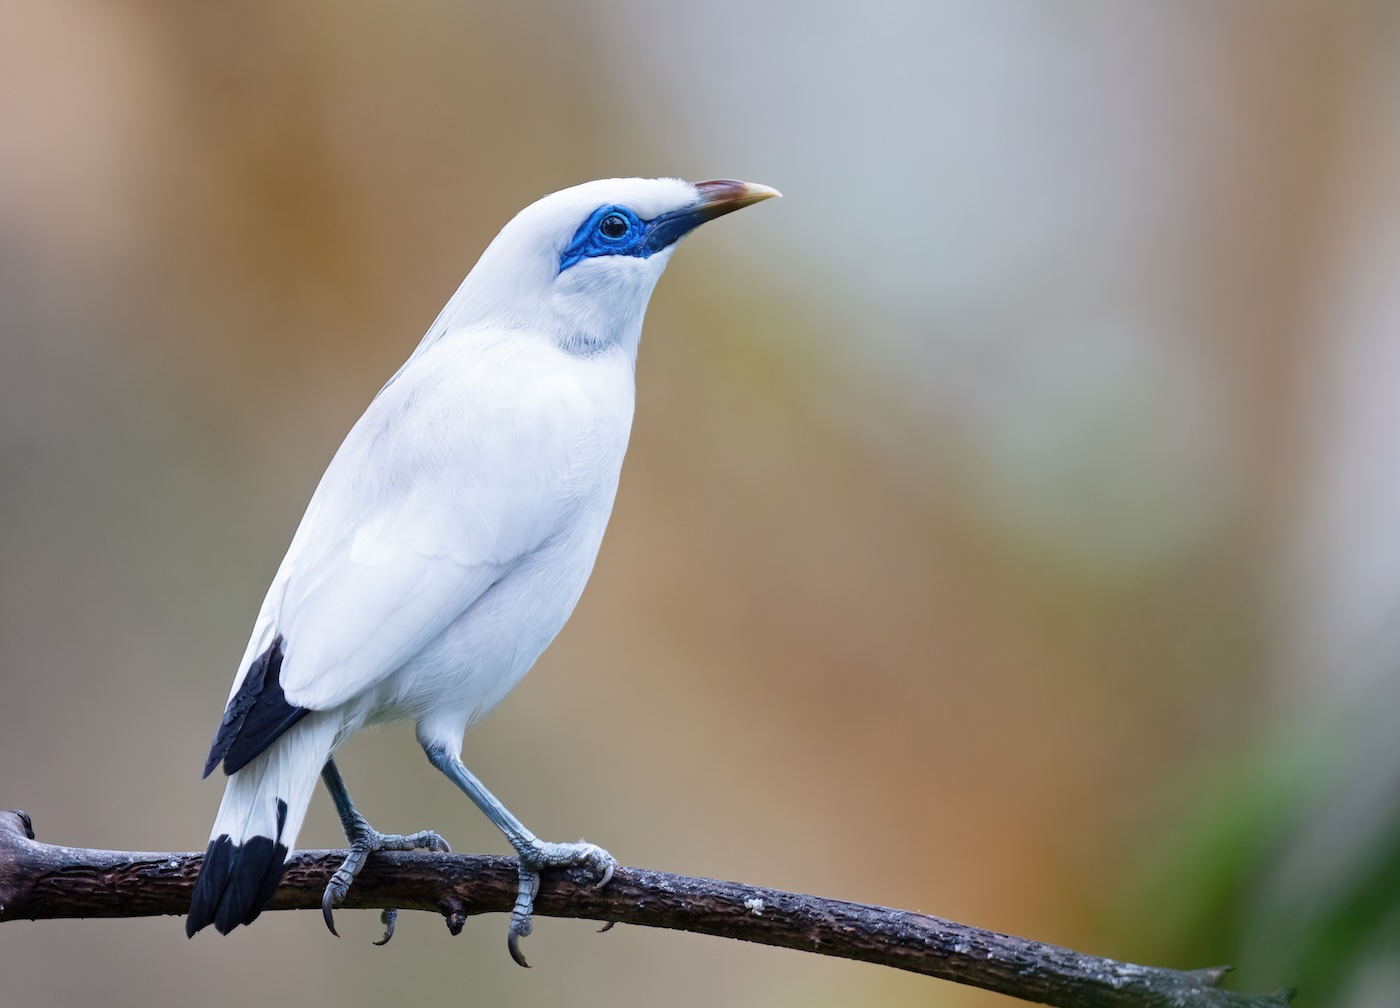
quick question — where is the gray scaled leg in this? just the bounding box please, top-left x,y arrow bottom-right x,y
320,757 -> 452,944
423,743 -> 616,967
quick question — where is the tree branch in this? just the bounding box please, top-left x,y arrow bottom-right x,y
0,810 -> 1291,1007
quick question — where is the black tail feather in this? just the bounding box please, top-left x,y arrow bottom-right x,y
186,799 -> 290,937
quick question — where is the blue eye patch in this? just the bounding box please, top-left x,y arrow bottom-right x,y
559,202 -> 713,271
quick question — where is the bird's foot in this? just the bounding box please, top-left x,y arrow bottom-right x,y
322,820 -> 451,943
506,839 -> 616,967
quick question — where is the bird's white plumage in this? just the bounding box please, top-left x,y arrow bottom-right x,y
209,716 -> 338,860
220,180 -> 693,736
421,176 -> 696,355
191,175 -> 779,942
264,327 -> 631,718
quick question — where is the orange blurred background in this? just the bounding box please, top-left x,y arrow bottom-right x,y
3,3 -> 1398,1006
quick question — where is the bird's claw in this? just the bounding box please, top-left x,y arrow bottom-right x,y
322,855 -> 363,936
322,884 -> 343,937
505,839 -> 617,968
595,861 -> 615,889
373,908 -> 398,946
320,826 -> 450,941
507,923 -> 531,968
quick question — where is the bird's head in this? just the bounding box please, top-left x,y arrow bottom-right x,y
437,177 -> 780,358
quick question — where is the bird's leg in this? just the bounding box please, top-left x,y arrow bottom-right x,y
319,757 -> 451,943
423,743 -> 616,967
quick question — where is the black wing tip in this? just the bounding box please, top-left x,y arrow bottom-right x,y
203,636 -> 311,777
187,800 -> 290,937
218,703 -> 310,776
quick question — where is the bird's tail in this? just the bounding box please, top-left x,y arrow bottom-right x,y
186,715 -> 337,936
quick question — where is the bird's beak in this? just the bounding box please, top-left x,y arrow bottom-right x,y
643,180 -> 781,254
690,179 -> 783,222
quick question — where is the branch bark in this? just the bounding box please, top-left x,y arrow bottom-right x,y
0,810 -> 1291,1007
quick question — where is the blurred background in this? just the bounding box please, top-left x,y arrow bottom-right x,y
2,2 -> 1398,1005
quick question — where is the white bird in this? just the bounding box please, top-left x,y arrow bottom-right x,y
185,177 -> 780,962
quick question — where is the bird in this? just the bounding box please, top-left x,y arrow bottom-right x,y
185,176 -> 780,963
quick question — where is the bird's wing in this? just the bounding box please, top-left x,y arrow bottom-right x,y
231,333 -> 616,715
273,497 -> 510,713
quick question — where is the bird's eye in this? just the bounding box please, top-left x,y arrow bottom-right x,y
598,213 -> 630,239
